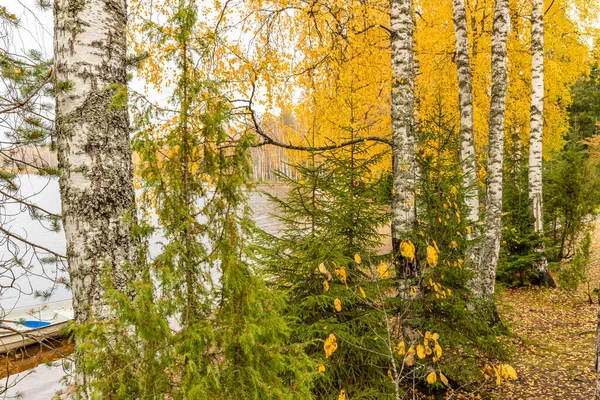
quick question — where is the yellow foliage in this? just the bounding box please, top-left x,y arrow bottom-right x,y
439,372 -> 449,386
323,280 -> 329,292
426,245 -> 438,267
405,346 -> 416,366
335,266 -> 348,288
359,286 -> 366,299
426,371 -> 437,385
316,363 -> 326,373
434,343 -> 442,359
400,240 -> 415,261
396,340 -> 406,356
377,262 -> 390,279
334,298 -> 342,312
387,369 -> 394,383
338,389 -> 346,400
13,67 -> 21,74
416,344 -> 426,359
354,253 -> 362,264
324,334 -> 338,359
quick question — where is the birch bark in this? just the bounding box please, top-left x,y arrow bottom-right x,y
452,0 -> 482,296
390,0 -> 416,273
477,0 -> 509,297
452,0 -> 479,230
528,0 -> 556,287
54,0 -> 136,324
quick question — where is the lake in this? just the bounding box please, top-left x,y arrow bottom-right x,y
0,175 -> 289,312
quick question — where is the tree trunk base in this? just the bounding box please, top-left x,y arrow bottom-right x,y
535,268 -> 557,288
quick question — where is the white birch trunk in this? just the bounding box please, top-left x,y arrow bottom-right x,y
452,0 -> 479,230
54,0 -> 136,324
476,0 -> 509,297
390,0 -> 416,270
528,0 -> 555,287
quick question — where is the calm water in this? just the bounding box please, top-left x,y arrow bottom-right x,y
0,175 -> 288,312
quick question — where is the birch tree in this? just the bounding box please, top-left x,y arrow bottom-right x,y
452,0 -> 479,230
528,0 -> 556,287
54,0 -> 136,323
391,0 -> 417,268
477,0 -> 509,297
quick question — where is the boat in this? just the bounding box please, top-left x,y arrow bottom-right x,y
0,300 -> 73,353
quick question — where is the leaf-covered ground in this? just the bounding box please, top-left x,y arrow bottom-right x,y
490,222 -> 600,399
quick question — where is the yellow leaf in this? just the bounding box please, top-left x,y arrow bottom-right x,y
13,67 -> 21,74
324,334 -> 338,358
416,344 -> 426,359
483,364 -> 493,379
318,262 -> 327,274
426,371 -> 437,384
466,226 -> 472,235
359,286 -> 366,299
501,364 -> 517,380
387,369 -> 394,383
316,363 -> 326,373
404,352 -> 415,366
450,240 -> 457,249
354,253 -> 362,264
338,389 -> 346,400
400,240 -> 415,261
426,245 -> 438,267
397,340 -> 406,355
335,267 -> 348,288
440,372 -> 449,386
377,262 -> 390,279
434,343 -> 442,359
493,366 -> 501,385
409,286 -> 416,296
334,298 -> 342,312
323,280 -> 329,292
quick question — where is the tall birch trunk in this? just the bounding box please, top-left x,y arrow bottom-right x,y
528,0 -> 556,287
452,0 -> 482,296
477,0 -> 509,298
390,0 -> 417,275
452,0 -> 479,229
54,0 -> 136,324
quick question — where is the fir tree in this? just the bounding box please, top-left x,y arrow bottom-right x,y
73,2 -> 312,398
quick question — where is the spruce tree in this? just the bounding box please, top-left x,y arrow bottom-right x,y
73,2 -> 312,398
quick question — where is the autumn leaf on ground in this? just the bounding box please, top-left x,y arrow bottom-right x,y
354,253 -> 362,264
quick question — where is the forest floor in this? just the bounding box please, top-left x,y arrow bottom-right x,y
486,221 -> 600,400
